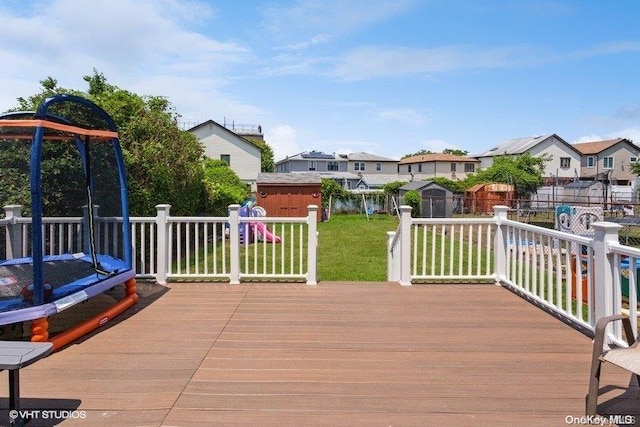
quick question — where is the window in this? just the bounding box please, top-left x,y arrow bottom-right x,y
631,157 -> 638,165
308,161 -> 316,171
418,164 -> 422,173
408,165 -> 412,173
451,163 -> 457,172
603,157 -> 614,169
464,163 -> 475,173
220,154 -> 230,165
560,157 -> 570,168
328,161 -> 339,171
376,162 -> 381,171
587,156 -> 595,168
354,162 -> 365,171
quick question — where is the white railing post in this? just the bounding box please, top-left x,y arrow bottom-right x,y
592,222 -> 622,324
399,205 -> 412,286
4,205 -> 23,259
493,205 -> 510,283
387,230 -> 398,281
229,204 -> 240,285
306,205 -> 318,285
155,204 -> 171,285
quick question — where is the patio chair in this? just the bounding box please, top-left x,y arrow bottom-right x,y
586,314 -> 640,415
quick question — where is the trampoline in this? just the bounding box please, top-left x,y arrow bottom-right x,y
0,94 -> 137,350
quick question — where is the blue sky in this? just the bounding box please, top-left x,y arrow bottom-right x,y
1,1 -> 640,161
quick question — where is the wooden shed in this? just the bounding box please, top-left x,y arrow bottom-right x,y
464,183 -> 516,214
399,181 -> 453,218
256,173 -> 322,219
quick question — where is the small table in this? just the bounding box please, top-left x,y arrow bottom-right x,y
0,341 -> 53,426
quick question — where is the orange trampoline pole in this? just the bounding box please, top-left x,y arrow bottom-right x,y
30,317 -> 50,342
48,279 -> 138,351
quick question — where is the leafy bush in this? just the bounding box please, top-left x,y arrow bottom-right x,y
202,158 -> 250,216
321,178 -> 348,206
403,190 -> 421,217
382,181 -> 406,195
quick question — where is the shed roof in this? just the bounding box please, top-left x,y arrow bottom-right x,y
358,174 -> 409,187
257,172 -> 322,185
399,181 -> 448,192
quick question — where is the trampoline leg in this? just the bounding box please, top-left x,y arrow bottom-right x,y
125,278 -> 138,300
30,318 -> 49,342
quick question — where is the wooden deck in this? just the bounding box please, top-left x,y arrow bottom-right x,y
1,282 -> 639,426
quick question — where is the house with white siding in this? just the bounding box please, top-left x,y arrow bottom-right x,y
189,120 -> 262,188
473,134 -> 582,184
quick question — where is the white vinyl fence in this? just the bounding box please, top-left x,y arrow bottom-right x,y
388,205 -> 639,346
1,204 -> 318,286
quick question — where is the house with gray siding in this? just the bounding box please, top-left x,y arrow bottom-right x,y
275,151 -> 348,174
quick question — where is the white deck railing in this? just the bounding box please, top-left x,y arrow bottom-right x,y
388,204 -> 639,345
1,204 -> 319,286
3,202 -> 636,344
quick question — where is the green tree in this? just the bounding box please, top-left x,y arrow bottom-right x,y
202,158 -> 250,215
465,153 -> 548,197
430,177 -> 466,194
121,107 -> 208,215
401,149 -> 432,159
403,190 -> 421,217
442,148 -> 469,156
245,137 -> 275,172
6,71 -> 210,216
321,178 -> 348,207
382,181 -> 406,196
401,148 -> 469,159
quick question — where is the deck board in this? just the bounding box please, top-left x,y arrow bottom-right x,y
0,281 -> 637,426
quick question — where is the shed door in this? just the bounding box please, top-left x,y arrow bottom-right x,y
279,187 -> 302,216
421,189 -> 446,218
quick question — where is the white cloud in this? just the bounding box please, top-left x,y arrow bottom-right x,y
276,34 -> 332,51
572,41 -> 640,60
266,125 -> 302,161
572,133 -> 603,143
0,0 -> 262,123
331,45 -> 541,81
421,139 -> 456,153
260,0 -> 415,43
573,128 -> 640,145
607,128 -> 640,145
376,108 -> 429,126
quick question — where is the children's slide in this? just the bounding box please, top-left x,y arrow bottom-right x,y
251,222 -> 281,243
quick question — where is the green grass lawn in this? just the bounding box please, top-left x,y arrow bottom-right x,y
317,213 -> 398,281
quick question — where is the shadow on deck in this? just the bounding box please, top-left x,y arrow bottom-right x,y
1,282 -> 638,426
